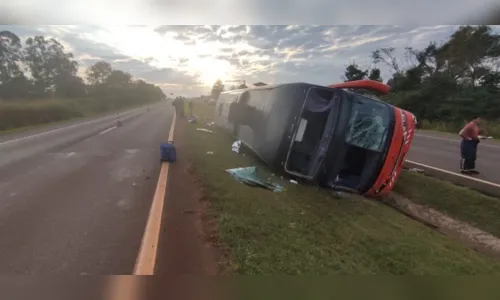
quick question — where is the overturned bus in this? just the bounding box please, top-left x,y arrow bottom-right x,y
214,80 -> 416,197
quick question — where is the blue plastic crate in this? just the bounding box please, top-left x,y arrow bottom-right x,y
160,142 -> 177,162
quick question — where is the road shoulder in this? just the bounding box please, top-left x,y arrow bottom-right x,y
154,115 -> 219,276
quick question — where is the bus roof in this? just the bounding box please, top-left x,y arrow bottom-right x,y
328,80 -> 391,95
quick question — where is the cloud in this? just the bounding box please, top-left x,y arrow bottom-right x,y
0,24 -> 202,94
1,24 -> 500,97
136,67 -> 201,86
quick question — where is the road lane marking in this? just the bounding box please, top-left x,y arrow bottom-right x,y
405,160 -> 500,188
98,126 -> 117,135
0,107 -> 142,147
415,133 -> 500,149
134,111 -> 176,275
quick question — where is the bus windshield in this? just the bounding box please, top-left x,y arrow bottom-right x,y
344,95 -> 391,152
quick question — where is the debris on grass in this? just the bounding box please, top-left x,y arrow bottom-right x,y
188,116 -> 198,123
231,140 -> 241,153
226,166 -> 285,192
289,179 -> 298,184
207,151 -> 214,155
196,128 -> 214,134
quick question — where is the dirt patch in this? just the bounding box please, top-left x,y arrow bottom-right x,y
154,117 -> 218,276
383,193 -> 500,259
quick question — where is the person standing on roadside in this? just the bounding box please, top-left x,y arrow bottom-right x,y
172,97 -> 185,118
188,99 -> 193,117
459,116 -> 481,174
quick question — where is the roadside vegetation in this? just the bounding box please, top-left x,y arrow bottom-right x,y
341,26 -> 500,136
186,102 -> 500,274
0,31 -> 165,132
394,170 -> 500,238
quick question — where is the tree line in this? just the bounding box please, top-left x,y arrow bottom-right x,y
343,25 -> 500,128
0,31 -> 166,102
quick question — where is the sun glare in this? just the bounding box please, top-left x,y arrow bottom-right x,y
83,26 -> 248,87
189,57 -> 233,86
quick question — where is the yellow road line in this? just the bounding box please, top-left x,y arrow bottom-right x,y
104,276 -> 142,300
133,111 -> 177,275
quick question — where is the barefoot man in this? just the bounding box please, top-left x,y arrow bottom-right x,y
459,116 -> 481,174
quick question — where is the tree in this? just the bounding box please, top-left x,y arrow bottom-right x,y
372,47 -> 403,76
211,79 -> 224,100
342,63 -> 383,83
437,26 -> 500,88
86,61 -> 113,85
0,31 -> 23,84
0,31 -> 30,100
409,42 -> 441,77
105,70 -> 132,88
368,68 -> 382,82
480,71 -> 500,92
0,30 -> 166,106
24,36 -> 78,96
343,63 -> 368,82
55,75 -> 87,98
377,25 -> 500,126
0,74 -> 32,99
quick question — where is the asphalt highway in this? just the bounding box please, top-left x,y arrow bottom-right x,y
408,131 -> 500,184
0,103 -> 173,274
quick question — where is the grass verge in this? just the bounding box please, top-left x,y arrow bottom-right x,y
0,97 -> 159,133
419,119 -> 500,139
186,102 -> 500,274
394,171 -> 500,238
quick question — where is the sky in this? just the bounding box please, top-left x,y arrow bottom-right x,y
1,1 -> 500,97
5,24 -> 498,97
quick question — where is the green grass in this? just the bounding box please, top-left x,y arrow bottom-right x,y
419,119 -> 500,138
394,171 -> 500,237
187,102 -> 500,274
0,96 -> 159,132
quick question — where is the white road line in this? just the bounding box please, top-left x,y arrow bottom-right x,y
0,108 -> 140,147
98,126 -> 117,135
405,160 -> 500,188
415,133 -> 500,149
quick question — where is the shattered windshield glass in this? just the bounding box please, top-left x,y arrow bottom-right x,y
345,95 -> 390,152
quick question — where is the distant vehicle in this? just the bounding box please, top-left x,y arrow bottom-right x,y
214,80 -> 417,197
